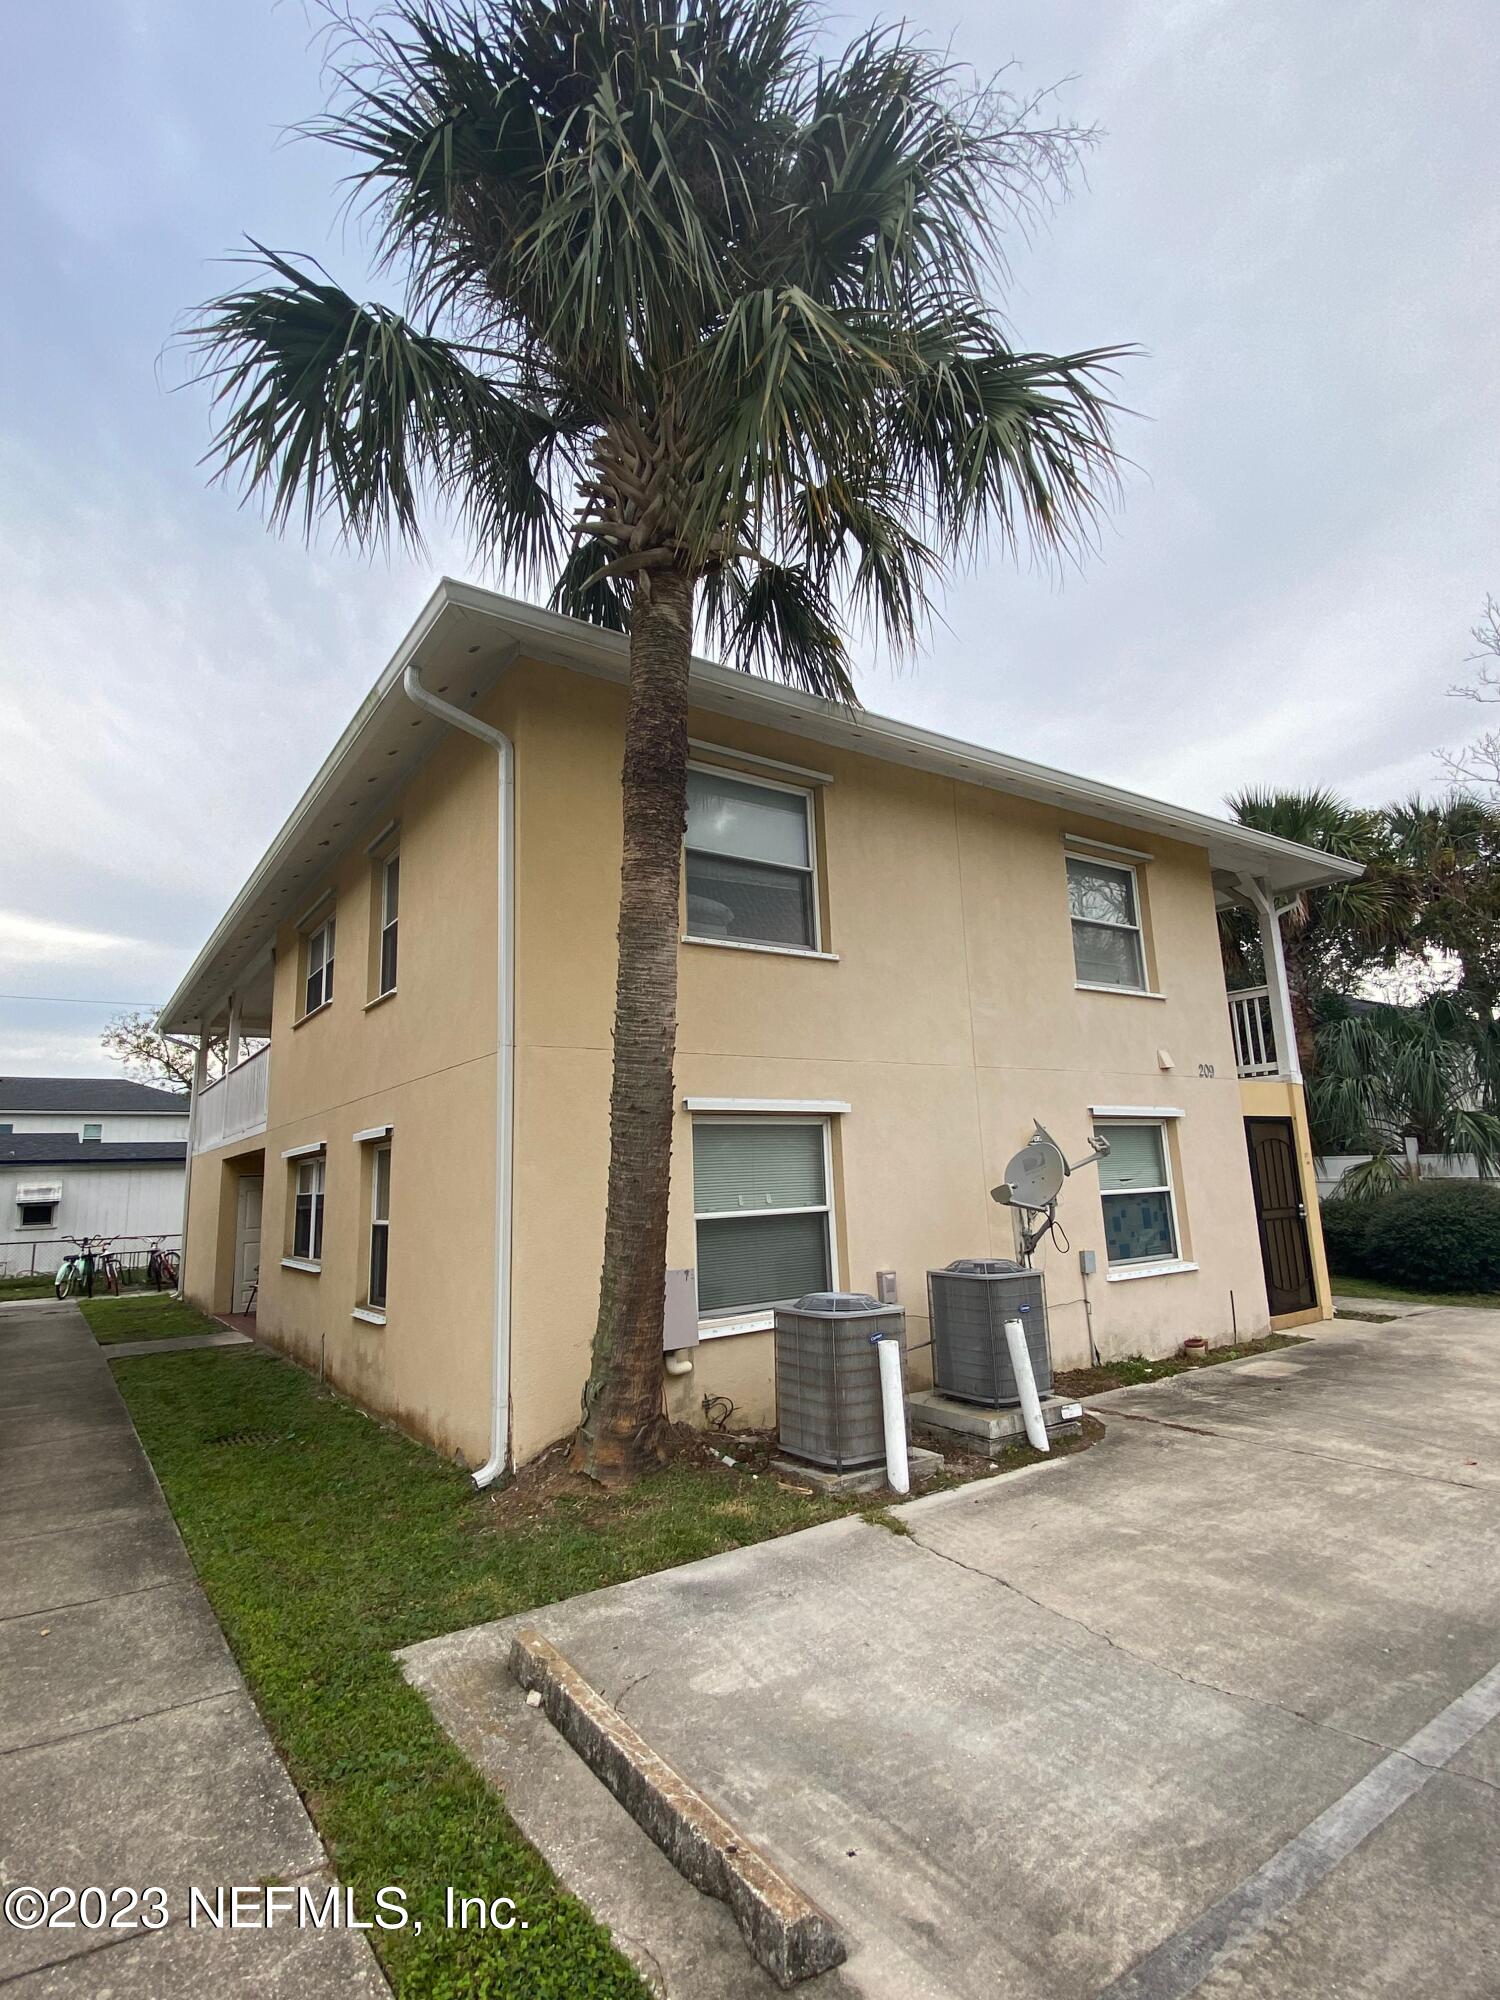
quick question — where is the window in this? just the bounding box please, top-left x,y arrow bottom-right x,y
692,1119 -> 832,1316
0,1124 -> 12,1135
19,1202 -> 55,1228
291,1156 -> 325,1263
303,913 -> 335,1016
368,1143 -> 391,1309
377,852 -> 399,996
1067,856 -> 1147,991
685,768 -> 817,951
1096,1123 -> 1179,1266
82,1122 -> 102,1142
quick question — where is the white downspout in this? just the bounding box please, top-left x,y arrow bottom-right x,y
401,662 -> 515,1488
175,1030 -> 210,1298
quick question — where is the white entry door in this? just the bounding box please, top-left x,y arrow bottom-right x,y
234,1175 -> 263,1313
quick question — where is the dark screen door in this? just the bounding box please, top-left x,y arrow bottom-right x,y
1245,1117 -> 1316,1315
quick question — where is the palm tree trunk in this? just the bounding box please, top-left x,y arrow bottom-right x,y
577,568 -> 696,1482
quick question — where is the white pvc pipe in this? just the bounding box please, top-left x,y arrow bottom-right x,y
402,661 -> 515,1489
1004,1318 -> 1050,1453
876,1334 -> 910,1495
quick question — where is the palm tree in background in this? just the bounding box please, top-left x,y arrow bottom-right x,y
1225,788 -> 1404,1077
190,0 -> 1127,1481
1314,993 -> 1500,1198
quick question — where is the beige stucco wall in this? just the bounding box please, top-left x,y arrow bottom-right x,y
501,659 -> 1280,1463
185,722 -> 499,1464
187,646 -> 1311,1472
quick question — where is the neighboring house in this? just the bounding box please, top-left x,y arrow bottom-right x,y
0,1074 -> 188,1275
0,1075 -> 189,1144
162,581 -> 1358,1472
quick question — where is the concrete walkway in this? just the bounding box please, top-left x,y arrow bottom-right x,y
0,1301 -> 387,1995
405,1309 -> 1500,2000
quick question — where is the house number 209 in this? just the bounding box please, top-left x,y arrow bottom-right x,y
1197,1062 -> 1215,1078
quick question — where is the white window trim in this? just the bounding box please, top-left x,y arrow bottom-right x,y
682,934 -> 839,963
1093,1116 -> 1184,1271
1067,853 -> 1149,995
281,1256 -> 322,1275
693,1114 -> 839,1331
363,990 -> 398,1012
281,1140 -> 327,1160
685,759 -> 823,955
366,1138 -> 392,1313
684,1097 -> 851,1114
17,1206 -> 57,1228
376,849 -> 399,999
1105,1258 -> 1199,1284
352,1124 -> 394,1145
1090,1104 -> 1185,1119
1064,832 -> 1154,863
290,1154 -> 325,1266
301,911 -> 336,1019
688,739 -> 834,785
352,1306 -> 387,1326
1075,982 -> 1167,1001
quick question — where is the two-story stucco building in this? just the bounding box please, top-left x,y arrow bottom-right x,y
161,582 -> 1356,1474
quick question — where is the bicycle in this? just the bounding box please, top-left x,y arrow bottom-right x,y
54,1237 -> 97,1300
146,1240 -> 179,1291
95,1238 -> 124,1296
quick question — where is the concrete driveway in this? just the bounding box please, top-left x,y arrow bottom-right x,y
404,1308 -> 1500,2000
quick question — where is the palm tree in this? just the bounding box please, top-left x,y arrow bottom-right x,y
190,0 -> 1126,1482
1225,789 -> 1404,1077
1383,793 -> 1500,1019
1314,993 -> 1500,1198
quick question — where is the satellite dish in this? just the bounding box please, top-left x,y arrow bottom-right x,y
992,1135 -> 1067,1211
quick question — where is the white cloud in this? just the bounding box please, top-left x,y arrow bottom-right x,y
0,912 -> 146,968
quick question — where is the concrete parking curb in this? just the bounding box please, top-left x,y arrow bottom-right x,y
508,1627 -> 846,1988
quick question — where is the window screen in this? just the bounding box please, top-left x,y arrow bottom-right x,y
692,1120 -> 831,1315
685,770 -> 816,950
1096,1123 -> 1178,1265
1067,857 -> 1146,990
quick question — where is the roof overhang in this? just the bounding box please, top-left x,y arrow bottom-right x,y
159,578 -> 1364,1033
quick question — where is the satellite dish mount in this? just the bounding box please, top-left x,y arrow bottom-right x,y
990,1121 -> 1110,1264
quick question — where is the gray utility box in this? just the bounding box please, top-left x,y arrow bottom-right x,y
927,1260 -> 1051,1407
774,1292 -> 906,1471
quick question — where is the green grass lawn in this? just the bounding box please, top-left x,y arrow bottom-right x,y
0,1272 -> 166,1303
1054,1330 -> 1308,1399
82,1298 -> 873,1998
84,1293 -> 225,1342
1329,1272 -> 1500,1312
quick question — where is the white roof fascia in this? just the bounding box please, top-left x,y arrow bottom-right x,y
159,579 -> 1362,1030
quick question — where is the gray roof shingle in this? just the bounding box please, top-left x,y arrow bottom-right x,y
0,1077 -> 188,1116
0,1134 -> 187,1167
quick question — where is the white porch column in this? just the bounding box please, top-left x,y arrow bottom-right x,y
174,1030 -> 211,1296
225,992 -> 243,1072
1235,873 -> 1302,1085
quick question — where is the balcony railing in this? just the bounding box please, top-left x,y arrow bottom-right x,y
193,1045 -> 269,1153
1228,986 -> 1279,1078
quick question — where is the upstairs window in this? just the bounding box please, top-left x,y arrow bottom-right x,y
1067,856 -> 1146,991
377,852 -> 399,997
291,1156 -> 325,1263
692,1118 -> 832,1316
685,768 -> 817,951
303,913 -> 336,1017
82,1123 -> 102,1142
1096,1122 -> 1179,1266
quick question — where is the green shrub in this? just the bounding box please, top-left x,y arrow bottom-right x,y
1318,1195 -> 1379,1275
1361,1179 -> 1500,1294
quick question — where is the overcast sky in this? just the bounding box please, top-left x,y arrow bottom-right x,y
3,0 -> 1496,1075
